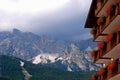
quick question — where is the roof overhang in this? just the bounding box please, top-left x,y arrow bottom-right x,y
84,0 -> 97,28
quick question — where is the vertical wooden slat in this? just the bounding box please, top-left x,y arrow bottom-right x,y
105,16 -> 110,26
95,2 -> 102,16
106,41 -> 110,52
103,0 -> 107,4
118,63 -> 120,73
98,76 -> 101,80
107,69 -> 112,79
118,4 -> 120,15
115,4 -> 119,15
101,75 -> 103,80
117,31 -> 120,43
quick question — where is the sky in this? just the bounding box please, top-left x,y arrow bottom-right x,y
0,0 -> 92,41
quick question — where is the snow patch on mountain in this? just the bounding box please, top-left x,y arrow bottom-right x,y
20,61 -> 24,67
85,46 -> 93,52
67,65 -> 72,71
31,44 -> 100,71
56,57 -> 63,61
32,53 -> 59,64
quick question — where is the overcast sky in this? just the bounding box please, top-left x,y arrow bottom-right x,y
0,0 -> 92,41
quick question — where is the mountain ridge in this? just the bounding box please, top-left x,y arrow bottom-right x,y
0,29 -> 99,71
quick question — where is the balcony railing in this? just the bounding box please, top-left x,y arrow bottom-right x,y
95,0 -> 117,17
93,4 -> 120,41
93,60 -> 120,80
94,31 -> 120,63
93,24 -> 106,41
95,0 -> 107,16
106,61 -> 120,79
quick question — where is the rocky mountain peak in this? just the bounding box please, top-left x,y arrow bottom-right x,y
0,29 -> 99,71
13,28 -> 22,34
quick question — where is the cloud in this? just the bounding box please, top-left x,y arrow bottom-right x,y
0,0 -> 92,41
0,0 -> 70,13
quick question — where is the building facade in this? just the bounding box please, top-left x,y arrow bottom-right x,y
85,0 -> 120,80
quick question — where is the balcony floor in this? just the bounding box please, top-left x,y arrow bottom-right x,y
109,73 -> 120,80
103,15 -> 120,34
94,35 -> 106,42
103,43 -> 120,59
95,58 -> 110,64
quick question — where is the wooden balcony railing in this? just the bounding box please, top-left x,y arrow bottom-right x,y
105,5 -> 116,26
115,2 -> 120,15
93,4 -> 120,41
107,62 -> 118,79
106,60 -> 120,79
95,0 -> 107,16
94,31 -> 120,63
93,23 -> 106,41
102,68 -> 108,80
94,60 -> 120,80
97,68 -> 108,80
93,50 -> 99,63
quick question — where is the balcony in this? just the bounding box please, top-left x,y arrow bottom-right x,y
95,0 -> 107,16
103,62 -> 120,80
93,46 -> 110,64
96,68 -> 108,80
103,31 -> 120,58
93,52 -> 110,64
93,20 -> 107,41
93,4 -> 120,41
95,0 -> 116,17
92,60 -> 120,80
94,31 -> 120,64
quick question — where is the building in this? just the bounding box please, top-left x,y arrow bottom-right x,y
84,0 -> 120,80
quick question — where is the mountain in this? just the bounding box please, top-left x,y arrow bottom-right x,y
0,29 -> 41,60
0,29 -> 99,71
0,55 -> 95,80
32,45 -> 99,71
